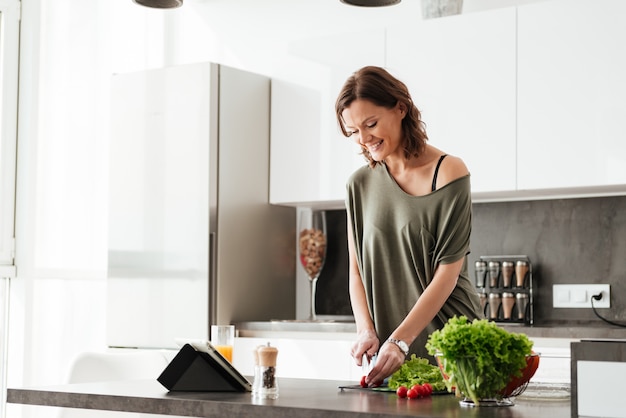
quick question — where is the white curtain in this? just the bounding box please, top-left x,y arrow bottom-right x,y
0,1 -> 21,417
6,2 -> 192,417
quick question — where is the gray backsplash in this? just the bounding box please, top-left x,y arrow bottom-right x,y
317,195 -> 626,325
471,195 -> 626,325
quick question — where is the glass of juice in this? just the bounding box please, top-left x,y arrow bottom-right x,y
211,325 -> 235,362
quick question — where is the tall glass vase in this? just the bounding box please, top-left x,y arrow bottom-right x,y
298,210 -> 327,321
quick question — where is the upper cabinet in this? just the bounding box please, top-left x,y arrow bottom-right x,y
270,1 -> 626,206
517,0 -> 626,190
386,7 -> 517,194
270,79 -> 365,206
270,80 -> 322,205
269,30 -> 386,206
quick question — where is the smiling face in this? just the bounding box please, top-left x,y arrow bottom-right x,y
341,98 -> 406,162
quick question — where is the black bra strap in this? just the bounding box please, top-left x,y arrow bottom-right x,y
431,154 -> 448,192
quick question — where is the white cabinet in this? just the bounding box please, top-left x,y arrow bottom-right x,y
517,0 -> 626,190
272,1 -> 626,203
269,80 -> 365,206
386,7 -> 517,194
269,31 -> 386,205
270,80 -> 320,205
233,337 -> 361,382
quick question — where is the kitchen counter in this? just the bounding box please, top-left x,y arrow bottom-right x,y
236,320 -> 626,340
7,377 -> 570,418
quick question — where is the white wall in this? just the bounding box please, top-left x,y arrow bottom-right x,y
7,1 -> 546,417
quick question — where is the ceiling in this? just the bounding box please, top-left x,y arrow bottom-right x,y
183,0 -> 546,44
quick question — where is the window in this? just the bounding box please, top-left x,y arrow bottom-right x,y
0,1 -> 19,271
0,2 -> 19,415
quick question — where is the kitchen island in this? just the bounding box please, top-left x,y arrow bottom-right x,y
7,377 -> 570,418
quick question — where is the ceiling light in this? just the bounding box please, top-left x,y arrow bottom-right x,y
340,0 -> 401,7
133,0 -> 183,9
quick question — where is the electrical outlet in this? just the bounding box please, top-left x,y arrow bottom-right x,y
553,284 -> 610,308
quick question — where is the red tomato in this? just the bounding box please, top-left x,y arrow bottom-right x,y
422,383 -> 433,396
410,384 -> 423,397
396,386 -> 408,398
373,380 -> 384,387
360,375 -> 368,388
406,388 -> 419,399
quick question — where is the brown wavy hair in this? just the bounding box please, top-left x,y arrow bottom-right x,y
335,66 -> 428,168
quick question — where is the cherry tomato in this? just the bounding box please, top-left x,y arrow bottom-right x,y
406,388 -> 419,399
360,375 -> 368,388
422,383 -> 433,396
396,386 -> 408,398
411,384 -> 423,397
373,379 -> 384,387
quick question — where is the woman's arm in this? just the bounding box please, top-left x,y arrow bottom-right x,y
347,213 -> 379,367
365,256 -> 464,385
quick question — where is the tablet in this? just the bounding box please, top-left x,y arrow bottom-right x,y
158,340 -> 252,392
190,340 -> 252,391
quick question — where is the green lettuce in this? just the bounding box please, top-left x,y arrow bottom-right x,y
387,355 -> 446,391
425,316 -> 533,405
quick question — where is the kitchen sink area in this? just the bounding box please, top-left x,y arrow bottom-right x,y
518,382 -> 571,401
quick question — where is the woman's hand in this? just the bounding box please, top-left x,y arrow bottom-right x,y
364,341 -> 405,387
351,329 -> 379,367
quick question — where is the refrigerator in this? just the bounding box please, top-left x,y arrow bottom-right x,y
107,62 -> 295,349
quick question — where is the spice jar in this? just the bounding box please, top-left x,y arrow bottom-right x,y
501,292 -> 515,320
516,293 -> 529,320
474,260 -> 487,288
488,261 -> 500,287
253,343 -> 278,399
501,262 -> 514,288
488,293 -> 502,320
515,261 -> 529,288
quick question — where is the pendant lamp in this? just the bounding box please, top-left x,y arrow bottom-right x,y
340,0 -> 401,6
133,0 -> 183,8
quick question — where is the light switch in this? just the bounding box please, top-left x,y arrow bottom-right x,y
556,288 -> 570,303
572,289 -> 586,303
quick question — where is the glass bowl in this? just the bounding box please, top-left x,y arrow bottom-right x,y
435,352 -> 540,407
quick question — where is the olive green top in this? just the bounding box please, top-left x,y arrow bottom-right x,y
346,164 -> 483,359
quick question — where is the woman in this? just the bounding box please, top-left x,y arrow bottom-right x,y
335,66 -> 483,387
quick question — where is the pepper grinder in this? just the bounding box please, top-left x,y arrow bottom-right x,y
254,343 -> 279,399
